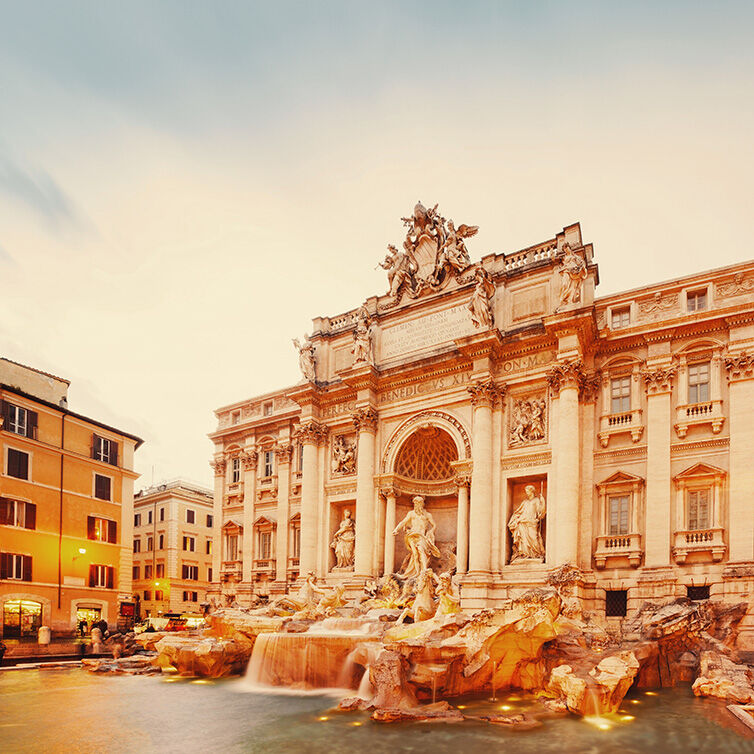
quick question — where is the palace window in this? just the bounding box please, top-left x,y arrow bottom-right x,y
259,531 -> 272,560
147,510 -> 153,525
87,516 -> 116,543
296,443 -> 303,473
0,498 -> 36,529
688,361 -> 710,404
156,563 -> 164,578
144,564 -> 153,579
183,591 -> 198,602
133,539 -> 141,553
611,307 -> 630,329
0,552 -> 32,581
207,514 -> 213,528
208,567 -> 213,581
146,536 -> 153,552
608,495 -> 630,536
292,525 -> 301,559
226,534 -> 238,561
94,474 -> 111,501
231,457 -> 241,483
610,376 -> 631,414
687,488 -> 711,530
687,289 -> 708,312
7,448 -> 29,480
182,564 -> 199,580
206,539 -> 212,555
155,590 -> 163,601
143,591 -> 151,601
159,507 -> 165,522
605,590 -> 628,617
89,564 -> 114,589
92,434 -> 118,466
183,536 -> 195,552
158,534 -> 164,549
263,450 -> 274,478
132,565 -> 140,580
134,513 -> 141,527
2,402 -> 37,438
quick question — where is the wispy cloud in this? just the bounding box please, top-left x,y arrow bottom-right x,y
0,156 -> 77,226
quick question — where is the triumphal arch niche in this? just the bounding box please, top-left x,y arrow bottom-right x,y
211,198 -> 754,637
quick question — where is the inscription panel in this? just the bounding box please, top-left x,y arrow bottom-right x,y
380,304 -> 475,361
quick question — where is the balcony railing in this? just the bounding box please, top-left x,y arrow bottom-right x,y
672,527 -> 726,563
594,532 -> 642,569
674,399 -> 724,438
254,559 -> 273,570
599,409 -> 644,447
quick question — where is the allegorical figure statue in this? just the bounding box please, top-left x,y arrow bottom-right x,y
330,509 -> 356,569
331,435 -> 356,475
352,305 -> 374,365
508,485 -> 546,561
378,243 -> 417,299
468,266 -> 495,329
558,242 -> 587,306
393,495 -> 440,579
292,334 -> 317,382
433,571 -> 461,617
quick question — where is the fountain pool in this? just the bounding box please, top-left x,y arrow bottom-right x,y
1,668 -> 752,753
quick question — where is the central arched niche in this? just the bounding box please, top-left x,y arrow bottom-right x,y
392,426 -> 459,574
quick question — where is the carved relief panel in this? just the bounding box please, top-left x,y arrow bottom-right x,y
331,433 -> 357,476
507,393 -> 548,448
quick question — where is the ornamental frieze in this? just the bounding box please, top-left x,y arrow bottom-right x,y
378,371 -> 471,405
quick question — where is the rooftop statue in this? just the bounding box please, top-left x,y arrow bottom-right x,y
558,242 -> 587,307
432,219 -> 477,284
292,334 -> 317,383
468,266 -> 495,329
378,243 -> 418,299
351,305 -> 374,365
392,495 -> 440,579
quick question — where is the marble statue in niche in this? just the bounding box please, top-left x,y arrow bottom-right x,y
509,396 -> 547,446
331,434 -> 356,475
392,495 -> 440,579
330,509 -> 356,569
509,485 -> 546,562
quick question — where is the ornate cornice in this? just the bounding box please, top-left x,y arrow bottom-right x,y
352,407 -> 378,433
546,359 -> 585,393
499,450 -> 552,471
275,443 -> 294,464
210,457 -> 226,476
241,449 -> 258,471
467,378 -> 505,407
642,366 -> 676,395
293,420 -> 329,446
724,351 -> 754,381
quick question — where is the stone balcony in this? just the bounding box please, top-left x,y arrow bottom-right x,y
672,528 -> 726,563
598,409 -> 644,447
594,533 -> 642,569
221,560 -> 243,581
674,400 -> 724,438
254,559 -> 274,571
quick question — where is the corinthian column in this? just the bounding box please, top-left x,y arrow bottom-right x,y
467,380 -> 502,573
455,472 -> 471,574
382,487 -> 397,575
274,444 -> 293,583
353,407 -> 378,576
294,421 -> 328,575
547,361 -> 583,566
241,448 -> 257,587
210,456 -> 226,584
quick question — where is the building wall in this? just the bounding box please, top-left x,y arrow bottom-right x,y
1,368 -> 141,637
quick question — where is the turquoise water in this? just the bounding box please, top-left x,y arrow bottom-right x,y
1,669 -> 752,753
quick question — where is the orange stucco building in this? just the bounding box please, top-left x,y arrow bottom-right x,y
0,358 -> 142,639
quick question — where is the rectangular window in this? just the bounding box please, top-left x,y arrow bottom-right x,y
159,507 -> 164,522
155,590 -> 163,601
0,498 -> 36,529
231,457 -> 241,483
134,513 -> 141,527
4,403 -> 37,438
89,564 -> 114,589
156,563 -> 164,578
144,564 -> 153,579
132,565 -> 140,580
7,448 -> 29,480
605,590 -> 628,617
182,564 -> 199,580
147,510 -> 153,525
259,531 -> 272,560
94,474 -> 111,501
207,514 -> 213,528
92,435 -> 118,466
292,526 -> 301,559
611,307 -> 630,329
183,536 -> 195,552
186,509 -> 195,524
608,495 -> 630,535
143,590 -> 151,601
687,585 -> 710,601
0,552 -> 32,581
146,536 -> 153,552
297,443 -> 303,473
263,450 -> 274,478
206,539 -> 212,555
687,289 -> 707,313
688,362 -> 710,404
688,489 -> 711,531
208,567 -> 213,582
610,376 -> 631,414
226,534 -> 238,561
133,539 -> 141,553
88,516 -> 116,543
158,534 -> 164,549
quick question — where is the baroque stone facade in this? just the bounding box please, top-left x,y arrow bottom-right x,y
208,204 -> 754,649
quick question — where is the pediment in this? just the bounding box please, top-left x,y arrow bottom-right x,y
253,513 -> 277,527
674,462 -> 726,480
221,518 -> 243,532
597,470 -> 644,488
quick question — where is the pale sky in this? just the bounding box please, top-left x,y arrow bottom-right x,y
1,1 -> 752,490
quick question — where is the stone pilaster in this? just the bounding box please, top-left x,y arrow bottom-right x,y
467,380 -> 503,573
725,352 -> 754,562
209,455 -> 226,585
294,421 -> 328,576
274,444 -> 293,583
642,366 -> 676,567
353,407 -> 378,576
381,486 -> 397,575
454,472 -> 471,574
241,448 -> 257,588
547,360 -> 584,566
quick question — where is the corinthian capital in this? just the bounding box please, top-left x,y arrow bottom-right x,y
293,420 -> 329,446
724,351 -> 754,381
352,407 -> 378,433
546,359 -> 585,393
642,366 -> 676,394
467,379 -> 504,408
210,457 -> 226,476
241,449 -> 258,471
275,444 -> 294,464
579,370 -> 602,403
